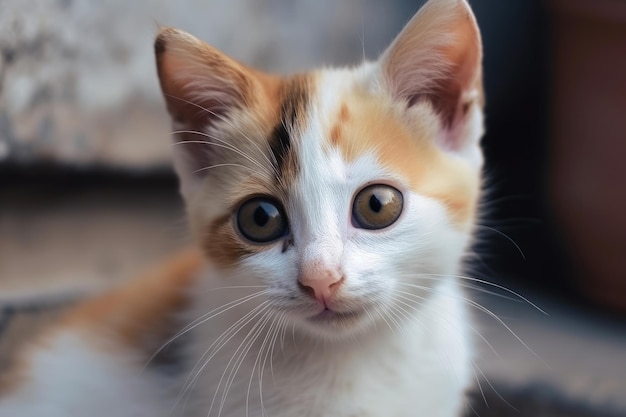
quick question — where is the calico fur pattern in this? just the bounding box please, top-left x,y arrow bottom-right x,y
0,0 -> 485,416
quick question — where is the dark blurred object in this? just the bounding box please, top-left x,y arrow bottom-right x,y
548,0 -> 626,313
468,382 -> 626,417
468,1 -> 560,291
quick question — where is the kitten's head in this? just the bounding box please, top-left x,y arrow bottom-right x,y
156,0 -> 483,340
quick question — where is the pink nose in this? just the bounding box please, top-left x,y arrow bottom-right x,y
298,269 -> 344,303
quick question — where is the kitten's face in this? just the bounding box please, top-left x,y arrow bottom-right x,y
156,0 -> 484,340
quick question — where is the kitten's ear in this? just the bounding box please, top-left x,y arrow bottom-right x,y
378,0 -> 483,157
154,28 -> 266,198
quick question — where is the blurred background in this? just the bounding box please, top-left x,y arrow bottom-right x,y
1,0 -> 625,415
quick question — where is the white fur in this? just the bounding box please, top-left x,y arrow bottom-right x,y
0,332 -> 170,417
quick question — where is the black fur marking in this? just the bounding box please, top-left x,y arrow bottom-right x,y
154,36 -> 166,56
269,77 -> 309,177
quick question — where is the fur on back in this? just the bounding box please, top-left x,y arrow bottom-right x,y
0,1 -> 485,416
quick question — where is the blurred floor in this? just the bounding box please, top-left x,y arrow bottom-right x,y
0,169 -> 188,301
469,288 -> 626,416
0,171 -> 625,417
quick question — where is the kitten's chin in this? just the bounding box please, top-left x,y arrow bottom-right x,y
308,308 -> 363,324
293,308 -> 377,340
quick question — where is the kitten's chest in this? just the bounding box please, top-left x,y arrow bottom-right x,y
184,317 -> 466,417
185,343 -> 409,417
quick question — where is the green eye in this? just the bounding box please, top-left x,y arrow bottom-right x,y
352,185 -> 403,230
237,198 -> 288,243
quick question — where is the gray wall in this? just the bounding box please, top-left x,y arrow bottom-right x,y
0,0 -> 412,168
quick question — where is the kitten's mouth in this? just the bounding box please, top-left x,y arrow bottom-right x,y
308,308 -> 362,323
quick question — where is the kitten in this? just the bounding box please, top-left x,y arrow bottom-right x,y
0,0 -> 484,416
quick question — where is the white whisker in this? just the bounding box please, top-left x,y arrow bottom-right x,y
193,163 -> 257,174
393,288 -> 501,359
180,302 -> 271,401
403,273 -> 548,316
165,94 -> 277,175
147,290 -> 270,370
171,135 -> 270,175
216,310 -> 274,417
267,312 -> 287,388
475,224 -> 527,261
257,311 -> 285,417
475,362 -> 520,412
398,281 -> 543,363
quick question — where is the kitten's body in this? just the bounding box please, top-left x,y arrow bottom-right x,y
0,257 -> 468,417
0,1 -> 485,416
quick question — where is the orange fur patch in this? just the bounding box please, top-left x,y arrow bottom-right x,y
329,103 -> 350,145
0,248 -> 204,397
329,94 -> 479,228
62,247 -> 204,353
203,213 -> 257,268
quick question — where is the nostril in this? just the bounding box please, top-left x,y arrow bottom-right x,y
298,280 -> 316,298
329,276 -> 345,290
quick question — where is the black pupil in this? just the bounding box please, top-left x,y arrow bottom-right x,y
254,204 -> 270,227
369,194 -> 382,213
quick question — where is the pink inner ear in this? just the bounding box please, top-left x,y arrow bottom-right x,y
160,62 -> 247,129
381,0 -> 483,152
163,75 -> 243,178
156,28 -> 261,182
433,72 -> 480,151
155,27 -> 257,130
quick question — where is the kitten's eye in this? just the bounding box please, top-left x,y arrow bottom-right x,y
352,185 -> 403,230
237,198 -> 288,244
